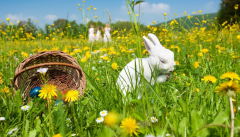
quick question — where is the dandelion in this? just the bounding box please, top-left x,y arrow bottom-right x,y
120,117 -> 140,136
21,105 -> 30,111
198,10 -> 202,13
2,86 -> 9,93
136,14 -> 139,17
151,117 -> 158,123
235,4 -> 239,10
81,57 -> 87,62
94,8 -> 97,10
0,117 -> 5,121
65,90 -> 80,102
237,35 -> 240,40
201,75 -> 217,83
152,21 -> 156,24
37,68 -> 48,74
104,112 -> 119,126
215,80 -> 240,97
96,117 -> 104,123
36,20 -> 38,22
111,63 -> 118,70
220,72 -> 240,80
194,61 -> 200,68
100,110 -> 108,117
6,18 -> 9,21
77,4 -> 80,6
38,84 -> 57,99
52,134 -> 62,137
175,61 -> 180,66
7,127 -> 18,135
163,13 -> 167,16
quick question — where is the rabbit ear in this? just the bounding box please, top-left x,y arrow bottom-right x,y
148,33 -> 162,46
143,36 -> 155,54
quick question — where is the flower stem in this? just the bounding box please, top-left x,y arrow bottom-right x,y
230,97 -> 234,137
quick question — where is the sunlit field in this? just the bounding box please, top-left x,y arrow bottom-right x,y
1,1 -> 240,137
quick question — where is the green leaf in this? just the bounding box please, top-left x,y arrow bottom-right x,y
81,97 -> 90,105
178,117 -> 188,136
211,108 -> 229,125
135,0 -> 145,6
191,110 -> 209,137
34,116 -> 41,133
133,112 -> 144,121
87,113 -> 96,127
29,129 -> 36,137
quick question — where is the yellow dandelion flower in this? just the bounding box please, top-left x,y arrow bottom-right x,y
194,61 -> 200,69
77,4 -> 80,6
2,86 -> 9,93
81,57 -> 87,62
104,112 -> 119,126
201,75 -> 217,83
120,117 -> 140,136
215,80 -> 240,97
198,10 -> 202,13
6,18 -> 10,21
52,134 -> 62,137
65,90 -> 80,102
112,63 -> 118,70
163,13 -> 167,16
36,20 -> 38,23
175,61 -> 180,66
220,72 -> 240,80
236,35 -> 240,40
38,84 -> 57,99
152,21 -> 156,24
94,8 -> 97,10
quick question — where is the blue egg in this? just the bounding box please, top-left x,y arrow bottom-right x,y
55,100 -> 64,106
30,86 -> 41,98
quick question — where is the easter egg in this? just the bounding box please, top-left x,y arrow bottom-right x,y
30,86 -> 41,98
55,100 -> 64,106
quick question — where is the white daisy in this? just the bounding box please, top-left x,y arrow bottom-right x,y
92,67 -> 96,70
37,68 -> 48,74
0,117 -> 5,121
151,117 -> 158,123
96,117 -> 104,123
8,127 -> 18,135
100,110 -> 108,117
21,105 -> 30,111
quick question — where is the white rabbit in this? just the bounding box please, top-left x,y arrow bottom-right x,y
117,33 -> 175,97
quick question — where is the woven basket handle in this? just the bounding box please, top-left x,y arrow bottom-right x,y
13,62 -> 84,86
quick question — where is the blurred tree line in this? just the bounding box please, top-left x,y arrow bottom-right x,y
0,18 -> 147,40
218,0 -> 240,25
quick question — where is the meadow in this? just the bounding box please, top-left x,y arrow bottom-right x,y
1,2 -> 240,137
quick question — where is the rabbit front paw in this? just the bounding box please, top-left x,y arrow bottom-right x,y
157,75 -> 168,83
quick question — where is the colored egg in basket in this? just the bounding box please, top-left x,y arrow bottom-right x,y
29,86 -> 41,98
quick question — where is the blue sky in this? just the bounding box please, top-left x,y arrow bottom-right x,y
0,0 -> 221,28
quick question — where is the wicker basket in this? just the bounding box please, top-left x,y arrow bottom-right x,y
13,50 -> 86,100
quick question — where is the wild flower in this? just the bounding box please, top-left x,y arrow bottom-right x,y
21,105 -> 30,111
38,84 -> 57,99
220,72 -> 240,80
151,117 -> 158,123
52,134 -> 62,137
104,112 -> 119,126
65,90 -> 80,102
0,117 -> 5,121
100,110 -> 108,117
215,80 -> 240,97
37,68 -> 48,74
96,117 -> 104,123
120,117 -> 140,136
201,75 -> 217,83
7,127 -> 18,135
111,63 -> 118,70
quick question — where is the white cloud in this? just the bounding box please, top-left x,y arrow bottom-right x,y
205,1 -> 214,11
6,13 -> 36,22
44,14 -> 58,21
121,2 -> 170,14
69,14 -> 78,20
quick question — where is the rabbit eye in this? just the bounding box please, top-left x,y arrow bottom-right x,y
160,60 -> 165,63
